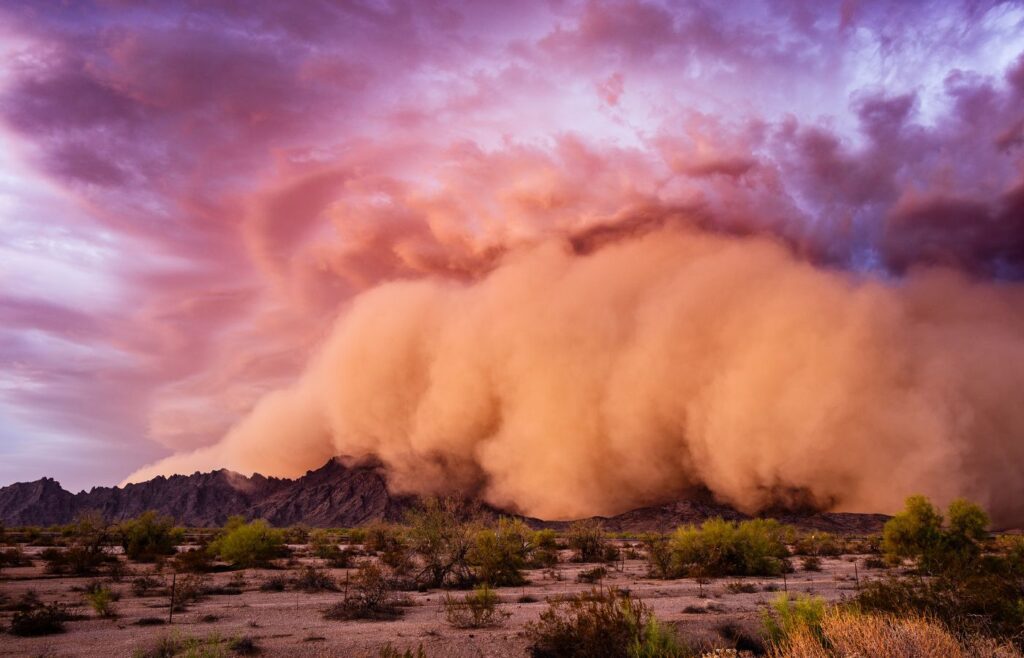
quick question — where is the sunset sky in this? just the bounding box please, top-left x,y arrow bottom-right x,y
2,0 -> 1024,498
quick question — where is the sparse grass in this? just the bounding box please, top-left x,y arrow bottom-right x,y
378,644 -> 428,658
760,593 -> 826,646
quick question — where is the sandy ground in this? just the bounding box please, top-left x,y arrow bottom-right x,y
0,547 -> 883,658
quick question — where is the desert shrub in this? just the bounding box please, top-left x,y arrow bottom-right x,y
132,574 -> 166,597
119,512 -> 182,562
173,547 -> 215,573
882,495 -> 988,572
309,529 -> 352,566
324,563 -> 402,620
725,581 -> 759,594
760,593 -> 827,646
526,587 -> 688,658
86,584 -> 117,618
378,645 -> 428,658
469,517 -> 531,586
282,525 -> 309,544
792,532 -> 842,557
259,574 -> 288,592
576,566 -> 608,583
567,519 -> 607,563
443,584 -> 507,628
293,565 -> 336,592
228,635 -> 259,655
666,518 -> 790,578
171,573 -> 207,611
365,523 -> 405,553
9,601 -> 71,636
855,570 -> 1024,646
405,498 -> 477,588
208,518 -> 286,568
801,556 -> 822,572
767,608 -> 1023,658
131,633 -> 231,658
863,556 -> 886,570
0,546 -> 32,570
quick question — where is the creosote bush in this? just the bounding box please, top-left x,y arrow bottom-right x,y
85,583 -> 118,618
9,599 -> 72,636
405,498 -> 477,589
526,587 -> 689,658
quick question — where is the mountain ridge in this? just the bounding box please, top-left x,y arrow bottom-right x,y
0,458 -> 889,534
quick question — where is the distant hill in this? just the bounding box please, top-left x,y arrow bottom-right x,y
0,458 -> 889,533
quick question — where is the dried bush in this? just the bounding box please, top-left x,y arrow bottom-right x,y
324,563 -> 402,620
443,585 -> 508,628
567,519 -> 607,563
405,498 -> 477,589
801,556 -> 822,572
725,581 -> 759,594
525,587 -> 689,658
259,574 -> 288,592
767,609 -> 1023,658
378,645 -> 428,658
576,566 -> 607,584
173,547 -> 214,573
171,573 -> 207,611
293,565 -> 337,592
9,601 -> 72,636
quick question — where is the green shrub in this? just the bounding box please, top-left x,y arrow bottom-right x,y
792,532 -> 842,557
529,529 -> 560,568
119,512 -> 182,562
662,518 -> 790,578
469,517 -> 530,586
800,556 -> 822,572
567,519 -> 607,563
86,584 -> 117,618
208,518 -> 285,568
443,584 -> 507,628
760,593 -> 826,646
526,587 -> 688,658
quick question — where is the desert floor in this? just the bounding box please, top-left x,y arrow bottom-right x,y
0,545 -> 881,658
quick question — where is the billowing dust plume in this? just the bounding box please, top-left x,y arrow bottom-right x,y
127,227 -> 1024,524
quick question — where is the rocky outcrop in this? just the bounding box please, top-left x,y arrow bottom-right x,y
0,459 -> 888,533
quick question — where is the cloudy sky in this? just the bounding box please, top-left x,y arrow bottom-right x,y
1,0 -> 1023,493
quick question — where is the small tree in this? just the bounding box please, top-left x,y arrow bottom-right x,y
882,495 -> 989,572
208,518 -> 286,568
119,511 -> 182,562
